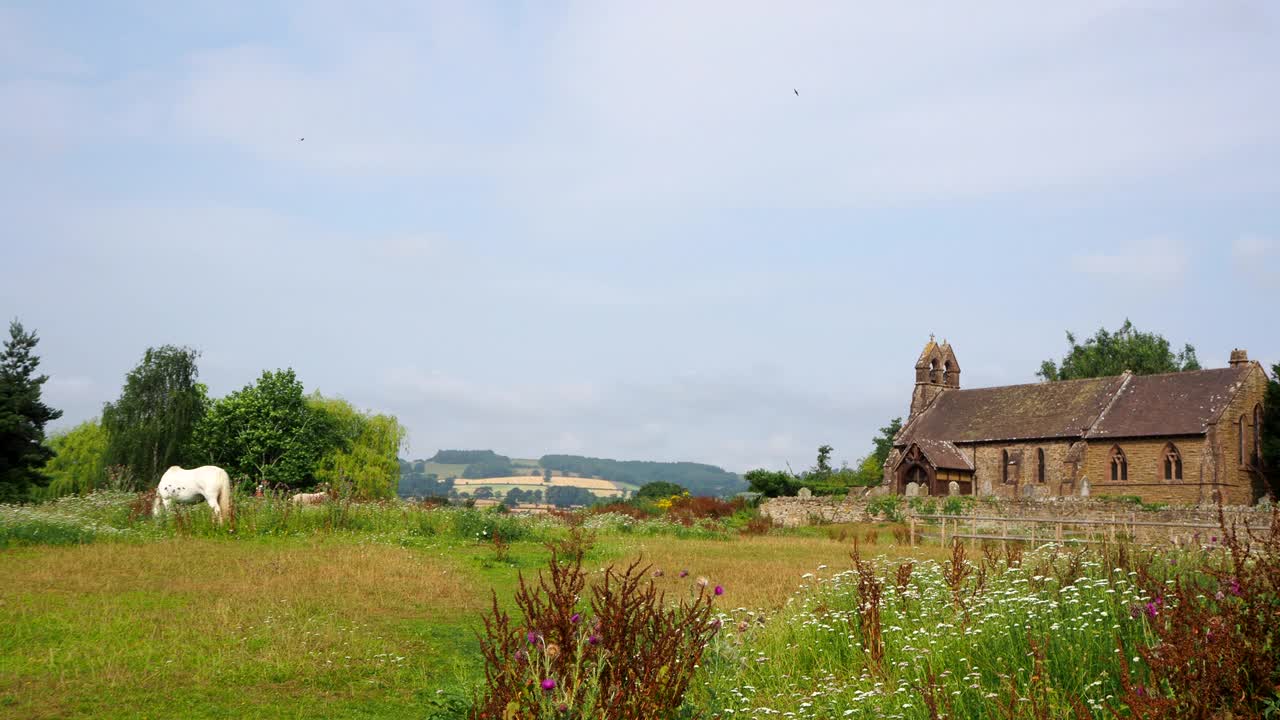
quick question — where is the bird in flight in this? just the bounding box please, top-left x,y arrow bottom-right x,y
299,137 -> 305,141
794,89 -> 799,96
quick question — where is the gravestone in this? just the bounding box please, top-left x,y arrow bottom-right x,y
905,482 -> 919,497
796,486 -> 812,499
978,478 -> 992,496
948,480 -> 960,496
1079,478 -> 1090,497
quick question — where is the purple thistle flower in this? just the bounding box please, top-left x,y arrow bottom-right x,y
1145,602 -> 1159,618
1129,605 -> 1141,619
1228,578 -> 1241,596
570,613 -> 581,624
679,570 -> 689,578
514,649 -> 527,662
541,678 -> 556,691
714,585 -> 724,596
557,703 -> 569,712
588,633 -> 600,645
527,631 -> 540,644
652,569 -> 664,578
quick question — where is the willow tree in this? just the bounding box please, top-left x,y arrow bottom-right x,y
309,395 -> 405,500
102,346 -> 206,489
41,419 -> 108,497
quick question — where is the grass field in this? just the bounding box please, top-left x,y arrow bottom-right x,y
3,494 -> 1273,719
0,516 -> 930,719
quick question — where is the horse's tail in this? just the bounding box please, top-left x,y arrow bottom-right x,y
218,470 -> 232,521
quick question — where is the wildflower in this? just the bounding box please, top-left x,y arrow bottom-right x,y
527,631 -> 540,644
570,613 -> 581,624
1228,578 -> 1241,596
545,643 -> 561,660
715,585 -> 724,596
697,576 -> 710,588
557,703 -> 568,712
541,678 -> 556,691
588,633 -> 600,645
514,649 -> 527,662
679,569 -> 689,577
652,569 -> 664,578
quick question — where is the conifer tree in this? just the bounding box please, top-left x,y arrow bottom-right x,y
0,320 -> 62,502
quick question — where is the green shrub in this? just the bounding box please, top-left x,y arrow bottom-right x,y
866,495 -> 904,522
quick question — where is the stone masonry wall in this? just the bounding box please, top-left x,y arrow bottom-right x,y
1082,437 -> 1219,505
761,492 -> 1274,538
970,440 -> 1075,498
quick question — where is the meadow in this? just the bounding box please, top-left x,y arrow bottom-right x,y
1,493 -> 1276,719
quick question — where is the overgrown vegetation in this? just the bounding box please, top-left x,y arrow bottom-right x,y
472,529 -> 721,719
695,511 -> 1280,719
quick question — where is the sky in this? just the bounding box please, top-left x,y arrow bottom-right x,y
2,1 -> 1278,474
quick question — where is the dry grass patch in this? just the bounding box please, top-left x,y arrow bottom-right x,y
0,539 -> 487,719
600,530 -> 951,610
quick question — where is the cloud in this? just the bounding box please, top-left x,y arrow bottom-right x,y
143,2 -> 1280,207
1071,238 -> 1189,283
375,365 -> 891,471
1232,235 -> 1280,288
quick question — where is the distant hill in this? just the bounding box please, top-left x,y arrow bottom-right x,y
540,455 -> 745,497
398,450 -> 744,498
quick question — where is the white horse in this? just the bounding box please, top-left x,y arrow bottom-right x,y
153,465 -> 232,523
290,491 -> 330,505
290,483 -> 333,505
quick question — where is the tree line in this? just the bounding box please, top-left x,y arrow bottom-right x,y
0,321 -> 405,502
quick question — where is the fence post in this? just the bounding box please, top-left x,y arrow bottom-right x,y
1055,521 -> 1062,543
941,517 -> 947,547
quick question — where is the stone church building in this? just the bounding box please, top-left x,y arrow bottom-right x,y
884,339 -> 1270,505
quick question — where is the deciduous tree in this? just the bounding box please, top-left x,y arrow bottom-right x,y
1038,319 -> 1199,381
101,345 -> 205,489
310,395 -> 405,499
192,369 -> 336,490
41,419 -> 108,498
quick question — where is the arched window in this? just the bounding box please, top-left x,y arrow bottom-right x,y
1162,443 -> 1183,481
930,358 -> 941,384
1037,448 -> 1045,483
1240,415 -> 1248,464
944,361 -> 954,386
1001,449 -> 1009,484
1255,404 -> 1264,466
1110,446 -> 1127,482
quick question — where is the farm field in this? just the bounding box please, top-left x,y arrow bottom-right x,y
450,475 -> 637,497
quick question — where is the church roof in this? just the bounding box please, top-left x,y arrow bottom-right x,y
897,366 -> 1252,446
1085,367 -> 1251,439
910,439 -> 974,470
